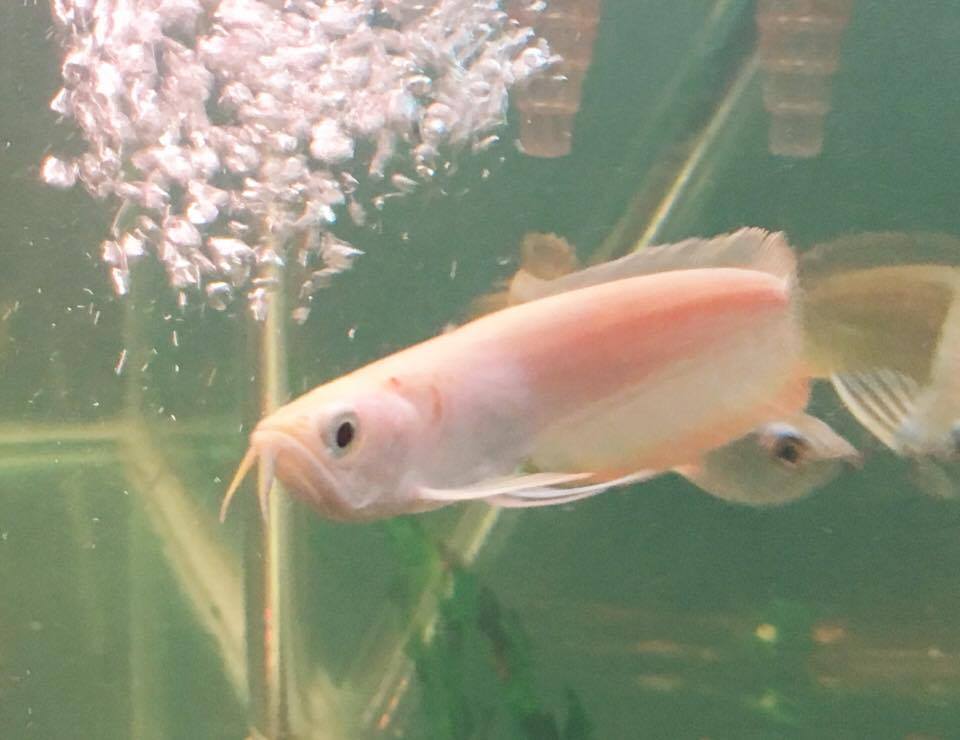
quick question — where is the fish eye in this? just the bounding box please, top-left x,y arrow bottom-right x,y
325,412 -> 359,456
336,420 -> 355,448
770,432 -> 808,468
758,424 -> 809,468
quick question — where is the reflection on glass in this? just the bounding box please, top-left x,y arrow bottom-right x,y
756,0 -> 855,157
509,0 -> 604,158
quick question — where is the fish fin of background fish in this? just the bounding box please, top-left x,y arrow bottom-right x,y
899,293 -> 960,456
468,281 -> 513,318
469,270 -> 565,318
468,232 -> 580,318
508,228 -> 796,302
801,232 -> 960,277
518,232 -> 581,279
831,370 -> 919,451
909,458 -> 959,500
799,233 -> 960,382
418,471 -> 593,502
506,233 -> 581,306
801,261 -> 957,380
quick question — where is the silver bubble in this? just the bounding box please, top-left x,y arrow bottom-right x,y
44,0 -> 556,311
40,156 -> 78,188
205,281 -> 232,310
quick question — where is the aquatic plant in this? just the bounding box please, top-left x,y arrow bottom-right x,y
42,0 -> 557,319
409,563 -> 594,739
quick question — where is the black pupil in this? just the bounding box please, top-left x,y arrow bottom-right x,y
774,436 -> 802,465
335,420 -> 355,449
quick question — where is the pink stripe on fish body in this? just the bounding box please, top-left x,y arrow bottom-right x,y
487,267 -> 794,404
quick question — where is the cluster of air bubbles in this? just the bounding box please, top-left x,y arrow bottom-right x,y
42,0 -> 558,320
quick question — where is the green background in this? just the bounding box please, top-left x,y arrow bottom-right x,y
1,1 -> 960,738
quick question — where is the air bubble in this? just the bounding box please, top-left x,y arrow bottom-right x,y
40,156 -> 77,188
44,0 -> 557,310
205,281 -> 232,310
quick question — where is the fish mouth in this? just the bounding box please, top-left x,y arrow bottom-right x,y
219,428 -> 340,521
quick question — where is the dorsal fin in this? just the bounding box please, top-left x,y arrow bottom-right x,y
507,228 -> 795,304
472,228 -> 794,319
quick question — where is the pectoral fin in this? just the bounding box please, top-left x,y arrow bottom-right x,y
831,369 -> 919,451
418,471 -> 593,502
488,470 -> 662,508
418,469 -> 661,507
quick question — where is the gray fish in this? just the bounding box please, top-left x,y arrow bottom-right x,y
801,232 -> 960,496
676,414 -> 861,506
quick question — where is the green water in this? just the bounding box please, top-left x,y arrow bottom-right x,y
2,1 -> 960,738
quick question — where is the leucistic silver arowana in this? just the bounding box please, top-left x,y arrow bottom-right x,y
220,228 -> 811,523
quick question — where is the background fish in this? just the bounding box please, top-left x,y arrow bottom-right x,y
676,413 -> 861,506
469,232 -> 581,317
800,231 -> 960,496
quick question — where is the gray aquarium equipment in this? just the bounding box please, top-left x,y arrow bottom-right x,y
2,1 -> 960,738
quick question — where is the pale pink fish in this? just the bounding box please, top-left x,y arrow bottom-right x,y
220,229 -> 809,522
